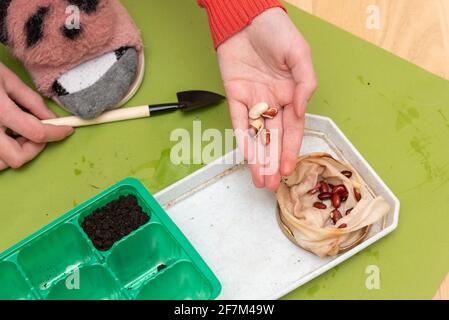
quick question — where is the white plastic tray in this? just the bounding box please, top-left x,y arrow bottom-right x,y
154,114 -> 400,300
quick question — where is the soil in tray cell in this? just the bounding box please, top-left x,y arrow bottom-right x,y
81,195 -> 150,251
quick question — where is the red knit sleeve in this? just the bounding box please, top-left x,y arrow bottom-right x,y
198,0 -> 286,48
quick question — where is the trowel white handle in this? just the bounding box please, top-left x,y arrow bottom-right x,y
42,106 -> 151,128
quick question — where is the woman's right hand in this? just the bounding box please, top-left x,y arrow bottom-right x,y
0,63 -> 74,171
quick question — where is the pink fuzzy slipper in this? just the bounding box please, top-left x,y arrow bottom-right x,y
0,0 -> 144,119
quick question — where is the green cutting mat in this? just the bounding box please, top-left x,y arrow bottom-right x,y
1,1 -> 448,300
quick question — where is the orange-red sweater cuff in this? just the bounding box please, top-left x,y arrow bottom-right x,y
198,0 -> 286,48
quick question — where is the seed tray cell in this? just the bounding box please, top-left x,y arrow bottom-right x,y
0,179 -> 221,300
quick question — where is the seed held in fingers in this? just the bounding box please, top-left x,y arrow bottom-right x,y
261,129 -> 271,145
313,202 -> 327,210
249,102 -> 269,120
332,193 -> 341,208
318,192 -> 332,200
249,118 -> 264,137
261,107 -> 278,119
341,170 -> 353,179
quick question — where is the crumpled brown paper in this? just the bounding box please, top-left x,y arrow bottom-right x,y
276,153 -> 390,257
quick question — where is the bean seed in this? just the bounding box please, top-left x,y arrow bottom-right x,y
249,102 -> 269,120
341,170 -> 353,179
320,182 -> 330,193
338,223 -> 348,229
332,193 -> 341,208
318,192 -> 332,200
249,118 -> 264,137
332,184 -> 347,195
261,129 -> 271,145
307,182 -> 322,195
313,202 -> 327,209
354,188 -> 362,201
261,108 -> 278,119
331,209 -> 343,224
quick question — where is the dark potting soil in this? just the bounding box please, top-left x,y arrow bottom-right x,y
81,195 -> 150,251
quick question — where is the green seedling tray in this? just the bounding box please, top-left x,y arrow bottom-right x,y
0,178 -> 221,300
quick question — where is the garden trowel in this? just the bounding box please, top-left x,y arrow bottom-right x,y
43,90 -> 226,128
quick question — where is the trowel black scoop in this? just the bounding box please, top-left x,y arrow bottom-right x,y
42,90 -> 226,128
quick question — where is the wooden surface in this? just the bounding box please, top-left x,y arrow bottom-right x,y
434,273 -> 449,300
286,0 -> 449,300
286,0 -> 449,80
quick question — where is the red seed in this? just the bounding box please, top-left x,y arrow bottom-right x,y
318,192 -> 332,200
332,193 -> 341,208
346,208 -> 354,215
320,182 -> 330,194
262,129 -> 271,145
354,188 -> 362,201
313,202 -> 327,210
307,182 -> 322,195
339,223 -> 348,229
332,184 -> 347,195
261,108 -> 278,119
331,209 -> 343,224
341,170 -> 353,179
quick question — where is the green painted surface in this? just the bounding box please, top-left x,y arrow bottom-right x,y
0,1 -> 448,299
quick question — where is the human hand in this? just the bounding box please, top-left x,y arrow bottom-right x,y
217,8 -> 317,191
0,63 -> 74,171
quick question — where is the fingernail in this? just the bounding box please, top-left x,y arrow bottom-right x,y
67,127 -> 75,136
281,162 -> 295,176
45,110 -> 57,119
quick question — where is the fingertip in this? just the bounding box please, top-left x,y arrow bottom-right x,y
55,125 -> 75,137
41,124 -> 75,142
252,176 -> 265,189
280,157 -> 297,176
32,95 -> 55,117
0,160 -> 8,171
41,109 -> 57,120
250,166 -> 265,189
64,126 -> 75,136
265,174 -> 281,192
293,96 -> 306,119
